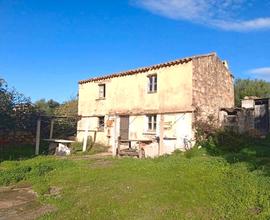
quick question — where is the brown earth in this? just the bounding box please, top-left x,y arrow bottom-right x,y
0,185 -> 56,220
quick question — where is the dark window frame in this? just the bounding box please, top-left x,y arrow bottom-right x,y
98,116 -> 105,131
147,115 -> 157,131
148,74 -> 157,93
98,84 -> 106,99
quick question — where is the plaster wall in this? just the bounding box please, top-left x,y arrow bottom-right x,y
78,61 -> 193,117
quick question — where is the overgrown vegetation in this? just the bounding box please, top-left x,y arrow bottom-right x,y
0,78 -> 38,133
193,109 -> 270,179
35,98 -> 78,139
234,78 -> 270,106
0,78 -> 78,148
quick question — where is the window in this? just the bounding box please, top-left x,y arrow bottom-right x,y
98,84 -> 106,99
148,74 -> 157,93
98,116 -> 105,130
147,115 -> 157,131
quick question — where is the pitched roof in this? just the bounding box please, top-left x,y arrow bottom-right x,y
79,52 -> 217,84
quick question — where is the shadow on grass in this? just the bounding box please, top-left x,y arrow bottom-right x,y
0,141 -> 49,162
204,133 -> 270,177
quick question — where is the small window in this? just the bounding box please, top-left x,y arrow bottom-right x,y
147,115 -> 157,131
98,116 -> 105,130
148,75 -> 157,93
98,84 -> 106,99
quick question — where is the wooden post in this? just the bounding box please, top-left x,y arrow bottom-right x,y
159,114 -> 164,156
83,118 -> 90,152
35,118 -> 41,155
49,118 -> 54,139
112,116 -> 117,156
117,136 -> 121,157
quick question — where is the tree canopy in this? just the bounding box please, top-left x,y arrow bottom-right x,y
234,79 -> 270,106
0,79 -> 35,131
35,99 -> 60,115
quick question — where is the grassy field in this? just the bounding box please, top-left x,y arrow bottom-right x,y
1,139 -> 270,219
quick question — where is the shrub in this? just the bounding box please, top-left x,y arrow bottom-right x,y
0,165 -> 31,185
184,146 -> 206,158
193,107 -> 254,155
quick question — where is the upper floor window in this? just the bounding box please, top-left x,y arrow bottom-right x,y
148,74 -> 157,93
98,84 -> 106,99
147,115 -> 157,131
98,116 -> 105,131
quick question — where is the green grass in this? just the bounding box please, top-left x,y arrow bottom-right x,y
71,141 -> 110,155
1,144 -> 270,220
0,142 -> 49,162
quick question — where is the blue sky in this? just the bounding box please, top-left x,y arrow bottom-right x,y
0,0 -> 269,102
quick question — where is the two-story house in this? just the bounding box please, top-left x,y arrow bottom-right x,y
77,52 -> 234,157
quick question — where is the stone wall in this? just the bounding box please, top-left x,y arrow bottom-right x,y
220,109 -> 255,134
192,54 -> 234,119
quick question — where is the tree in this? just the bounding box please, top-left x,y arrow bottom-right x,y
0,78 -> 37,134
0,79 -> 13,130
53,98 -> 78,138
234,79 -> 270,106
35,99 -> 60,115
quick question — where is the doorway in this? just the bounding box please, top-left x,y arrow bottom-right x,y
120,116 -> 129,140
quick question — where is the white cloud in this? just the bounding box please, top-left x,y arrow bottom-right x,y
248,67 -> 270,75
247,67 -> 270,81
134,0 -> 270,31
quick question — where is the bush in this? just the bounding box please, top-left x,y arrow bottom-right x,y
0,161 -> 57,186
184,146 -> 206,158
192,107 -> 254,155
0,165 -> 31,185
200,130 -> 254,156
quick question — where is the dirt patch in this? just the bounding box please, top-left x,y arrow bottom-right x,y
0,185 -> 56,220
44,186 -> 62,198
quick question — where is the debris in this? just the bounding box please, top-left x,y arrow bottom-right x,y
55,143 -> 71,156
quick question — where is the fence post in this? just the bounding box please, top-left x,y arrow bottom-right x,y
49,118 -> 54,139
35,118 -> 41,155
112,116 -> 118,157
83,118 -> 90,152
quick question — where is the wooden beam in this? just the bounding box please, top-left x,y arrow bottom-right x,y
49,119 -> 54,139
159,114 -> 164,156
112,117 -> 117,157
35,118 -> 41,155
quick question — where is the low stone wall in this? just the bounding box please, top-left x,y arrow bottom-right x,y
221,108 -> 256,134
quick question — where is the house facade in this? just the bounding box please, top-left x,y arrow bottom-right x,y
77,52 -> 234,157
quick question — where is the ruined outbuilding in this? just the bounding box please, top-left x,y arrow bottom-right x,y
221,97 -> 270,136
77,52 -> 234,157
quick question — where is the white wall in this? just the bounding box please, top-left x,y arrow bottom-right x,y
77,112 -> 193,157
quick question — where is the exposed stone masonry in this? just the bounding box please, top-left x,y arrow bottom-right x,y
192,55 -> 234,119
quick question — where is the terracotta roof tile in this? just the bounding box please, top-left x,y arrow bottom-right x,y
79,52 -> 217,84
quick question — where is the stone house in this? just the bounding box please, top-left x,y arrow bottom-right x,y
77,52 -> 234,157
